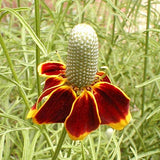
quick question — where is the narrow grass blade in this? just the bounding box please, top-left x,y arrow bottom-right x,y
135,75 -> 160,88
0,8 -> 47,56
130,150 -> 160,160
0,135 -> 5,160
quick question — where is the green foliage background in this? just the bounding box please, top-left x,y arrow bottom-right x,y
0,0 -> 160,159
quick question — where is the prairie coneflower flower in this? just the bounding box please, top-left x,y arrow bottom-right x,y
27,24 -> 131,140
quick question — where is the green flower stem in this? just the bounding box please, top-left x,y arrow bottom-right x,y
34,1 -> 56,157
35,0 -> 41,97
141,0 -> 151,132
0,33 -> 30,110
52,126 -> 67,160
141,0 -> 151,116
106,0 -> 117,63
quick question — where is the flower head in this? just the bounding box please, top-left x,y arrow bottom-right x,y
27,24 -> 131,140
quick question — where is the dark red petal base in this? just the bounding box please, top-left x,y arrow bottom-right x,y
32,86 -> 76,124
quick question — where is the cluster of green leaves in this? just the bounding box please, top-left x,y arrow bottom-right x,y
0,0 -> 160,159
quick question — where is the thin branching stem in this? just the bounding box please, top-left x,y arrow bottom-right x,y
141,0 -> 151,117
106,0 -> 117,63
34,1 -> 57,157
141,0 -> 151,133
52,126 -> 67,160
35,0 -> 41,97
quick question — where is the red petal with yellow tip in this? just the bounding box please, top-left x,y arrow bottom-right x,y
33,86 -> 76,124
27,86 -> 59,119
27,76 -> 65,119
96,71 -> 111,83
38,62 -> 66,77
93,82 -> 131,130
65,90 -> 100,140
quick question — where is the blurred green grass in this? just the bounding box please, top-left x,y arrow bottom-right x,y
0,0 -> 160,159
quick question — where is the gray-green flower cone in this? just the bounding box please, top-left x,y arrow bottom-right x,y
66,24 -> 99,88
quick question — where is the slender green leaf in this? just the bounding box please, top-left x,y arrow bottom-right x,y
135,75 -> 160,88
0,135 -> 5,160
0,8 -> 47,56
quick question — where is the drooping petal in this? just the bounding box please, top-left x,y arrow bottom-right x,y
27,87 -> 59,119
27,76 -> 65,119
32,86 -> 76,124
96,71 -> 111,83
65,90 -> 101,140
38,61 -> 66,77
93,82 -> 131,130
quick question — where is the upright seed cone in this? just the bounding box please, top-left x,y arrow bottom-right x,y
66,24 -> 99,88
